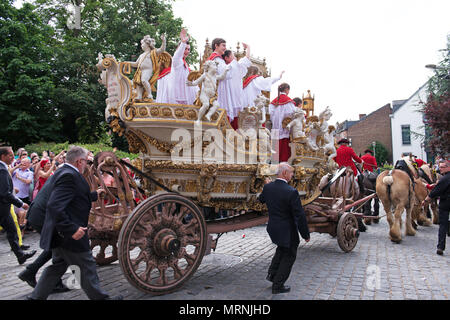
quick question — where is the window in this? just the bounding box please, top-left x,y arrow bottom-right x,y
401,125 -> 411,145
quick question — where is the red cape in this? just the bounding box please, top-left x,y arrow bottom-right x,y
243,75 -> 260,89
157,59 -> 191,80
271,94 -> 294,106
208,52 -> 224,61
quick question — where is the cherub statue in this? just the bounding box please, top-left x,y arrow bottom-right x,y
127,34 -> 170,100
318,106 -> 332,136
305,115 -> 321,151
286,108 -> 306,140
323,125 -> 337,163
187,60 -> 230,125
253,94 -> 268,126
253,94 -> 276,154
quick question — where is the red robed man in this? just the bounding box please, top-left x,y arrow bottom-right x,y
333,138 -> 363,176
361,149 -> 377,172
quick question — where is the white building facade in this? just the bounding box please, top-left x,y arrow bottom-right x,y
390,82 -> 429,162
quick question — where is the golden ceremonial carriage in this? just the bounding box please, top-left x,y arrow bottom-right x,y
86,39 -> 375,295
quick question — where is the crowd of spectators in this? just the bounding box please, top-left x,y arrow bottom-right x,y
1,147 -> 139,240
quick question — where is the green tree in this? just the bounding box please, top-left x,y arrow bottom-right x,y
423,35 -> 450,156
0,1 -> 61,148
32,0 -> 197,146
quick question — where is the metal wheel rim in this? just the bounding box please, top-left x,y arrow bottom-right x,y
118,193 -> 207,294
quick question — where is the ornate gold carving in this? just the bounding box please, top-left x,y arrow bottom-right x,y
162,107 -> 173,117
125,130 -> 147,154
138,107 -> 148,117
186,109 -> 197,120
150,107 -> 160,117
174,108 -> 185,118
133,130 -> 174,153
124,105 -> 137,121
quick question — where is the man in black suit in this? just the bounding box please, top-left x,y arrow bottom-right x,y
18,173 -> 70,293
259,162 -> 310,294
28,146 -> 121,300
0,146 -> 36,265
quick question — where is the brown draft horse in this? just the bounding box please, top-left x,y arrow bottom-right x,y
376,169 -> 416,243
396,157 -> 434,227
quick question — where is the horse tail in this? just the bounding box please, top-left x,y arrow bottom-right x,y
382,170 -> 394,203
382,170 -> 394,185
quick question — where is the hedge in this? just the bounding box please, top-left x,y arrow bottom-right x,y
23,141 -> 139,160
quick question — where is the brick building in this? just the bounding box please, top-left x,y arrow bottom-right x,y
336,103 -> 393,163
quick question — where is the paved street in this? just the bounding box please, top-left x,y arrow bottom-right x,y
1,207 -> 449,301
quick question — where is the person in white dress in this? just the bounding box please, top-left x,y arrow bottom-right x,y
207,39 -> 252,129
156,29 -> 197,104
268,83 -> 297,162
242,67 -> 284,108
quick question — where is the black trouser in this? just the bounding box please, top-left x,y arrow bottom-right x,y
363,197 -> 379,215
437,209 -> 449,251
31,248 -> 109,300
268,242 -> 298,288
26,250 -> 52,274
25,224 -> 63,286
0,211 -> 23,258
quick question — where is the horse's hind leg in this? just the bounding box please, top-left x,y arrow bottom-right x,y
390,204 -> 404,243
405,205 -> 416,236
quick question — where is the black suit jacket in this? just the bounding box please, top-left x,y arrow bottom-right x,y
259,179 -> 310,248
26,173 -> 57,232
0,163 -> 23,217
40,164 -> 98,252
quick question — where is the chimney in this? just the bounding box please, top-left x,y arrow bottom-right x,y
359,114 -> 366,120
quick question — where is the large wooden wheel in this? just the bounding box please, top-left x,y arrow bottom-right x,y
336,212 -> 360,252
118,193 -> 207,295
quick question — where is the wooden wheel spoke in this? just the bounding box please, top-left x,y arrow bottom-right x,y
175,206 -> 190,223
129,236 -> 147,249
156,266 -> 168,285
183,252 -> 197,266
184,235 -> 201,246
130,251 -> 147,271
141,261 -> 156,282
168,258 -> 186,280
134,222 -> 153,237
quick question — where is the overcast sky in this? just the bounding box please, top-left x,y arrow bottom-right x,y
172,0 -> 449,124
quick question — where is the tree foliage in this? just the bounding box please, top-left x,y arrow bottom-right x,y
423,35 -> 450,156
0,1 -> 61,147
1,0 -> 197,150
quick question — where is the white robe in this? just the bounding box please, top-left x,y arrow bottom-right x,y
215,56 -> 252,121
155,72 -> 175,104
171,42 -> 198,105
242,76 -> 281,108
268,93 -> 296,139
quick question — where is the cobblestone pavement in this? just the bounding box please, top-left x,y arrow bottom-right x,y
1,207 -> 449,301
